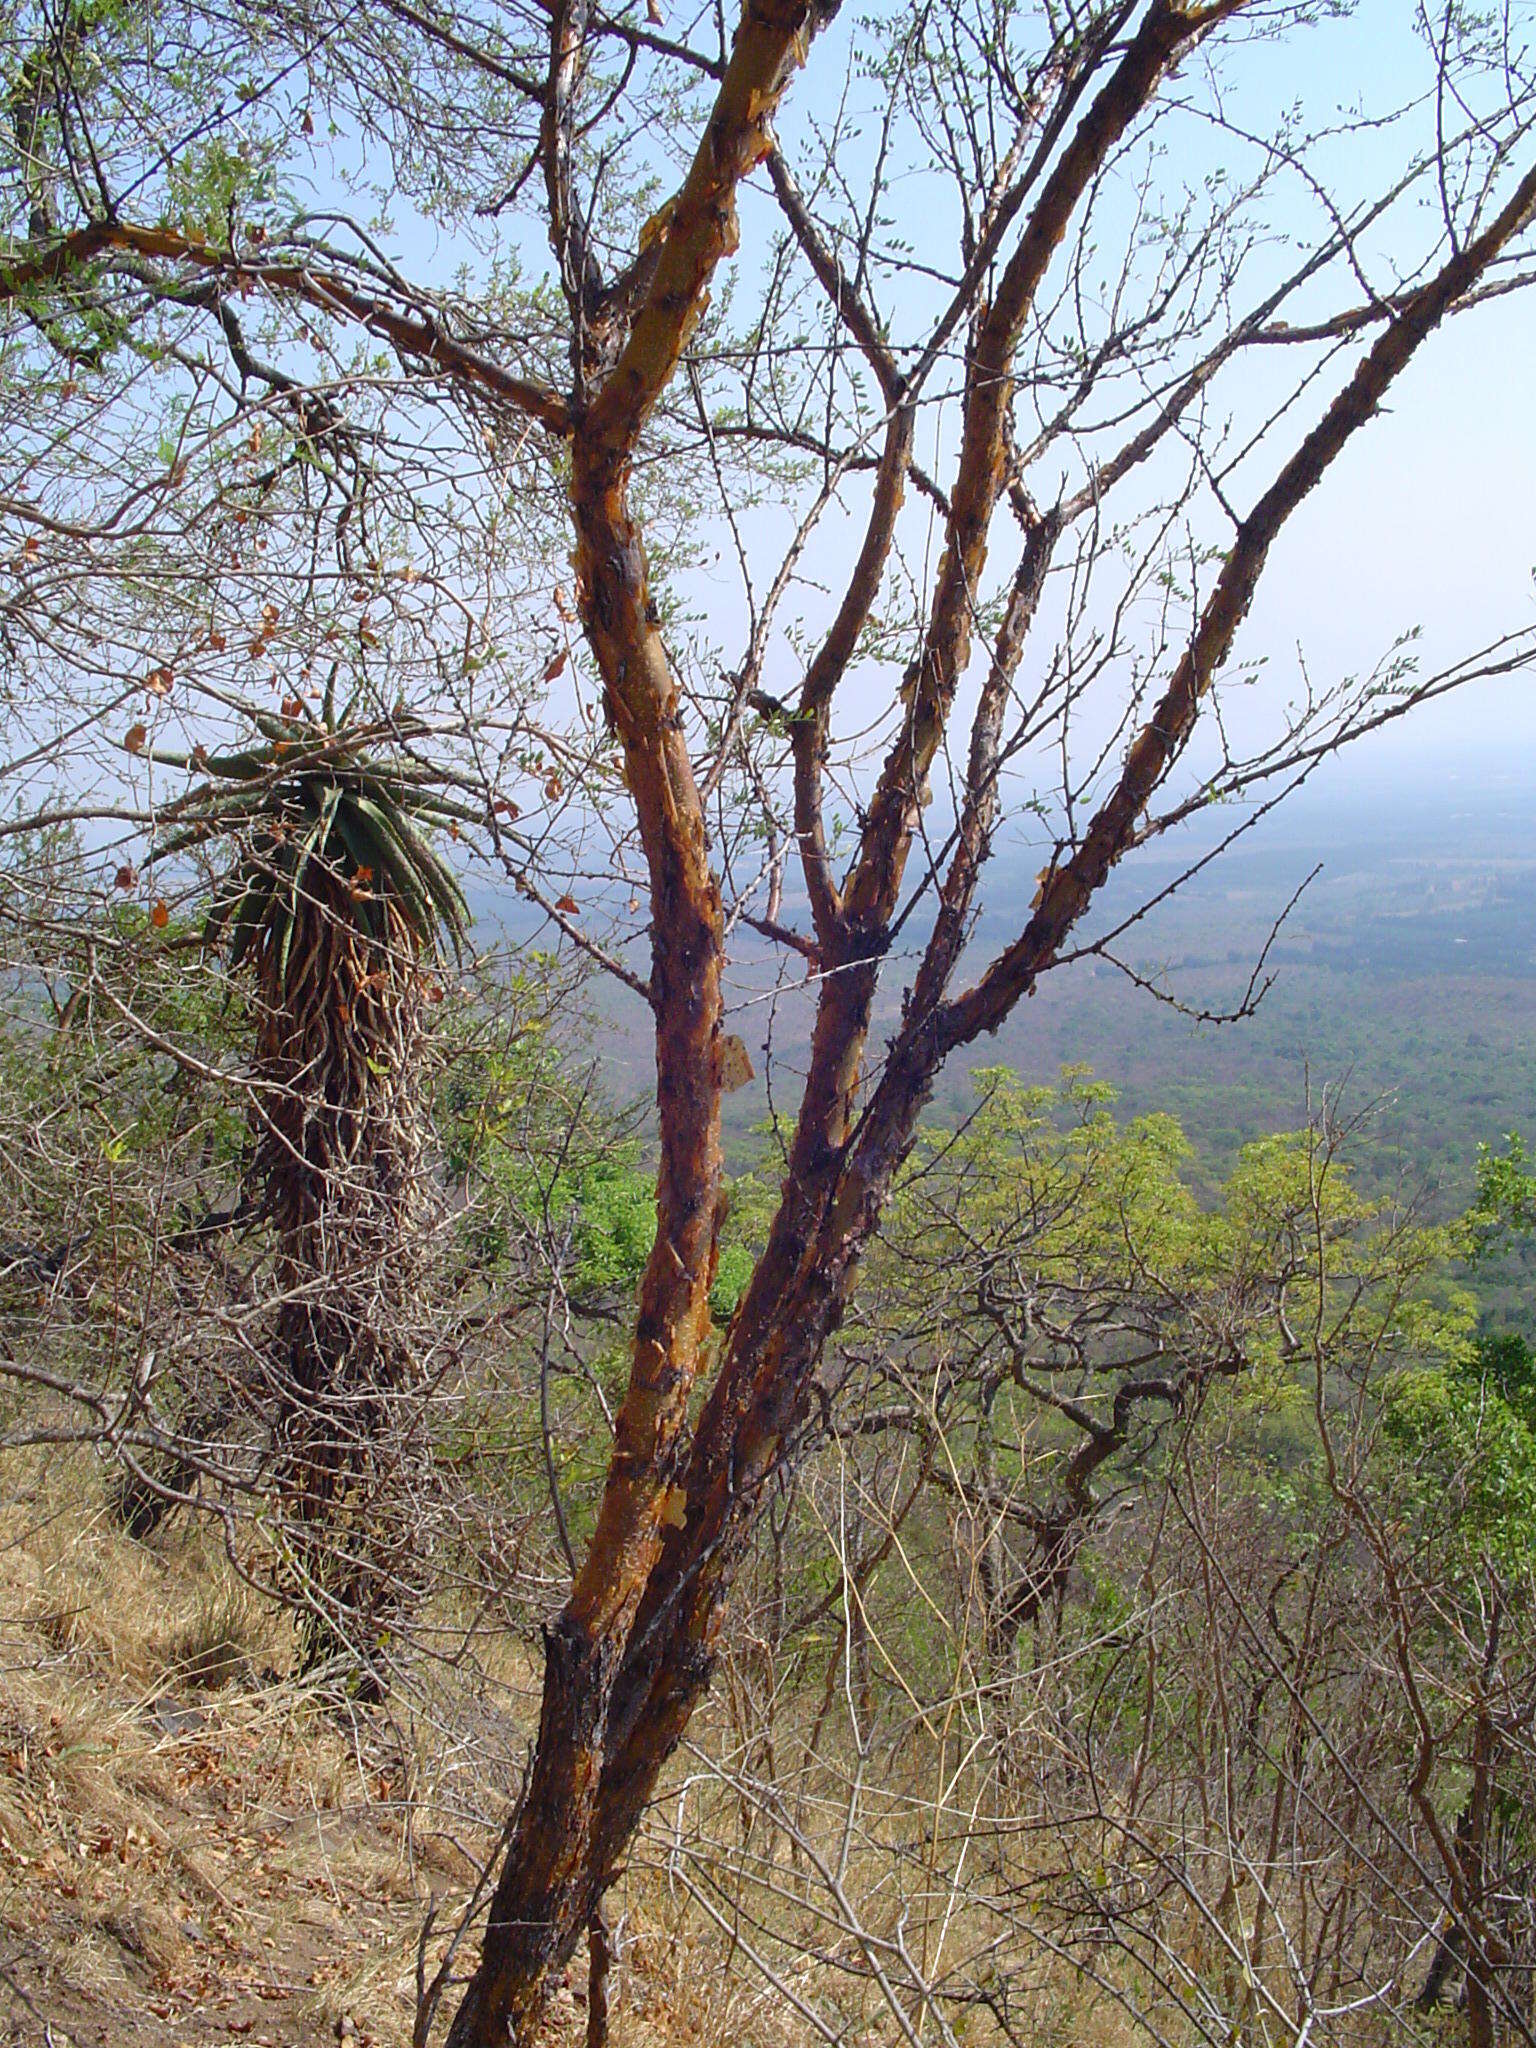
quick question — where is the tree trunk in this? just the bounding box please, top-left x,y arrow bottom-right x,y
441,23 -> 1536,2045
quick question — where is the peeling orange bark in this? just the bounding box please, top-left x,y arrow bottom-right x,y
442,5 -> 822,2042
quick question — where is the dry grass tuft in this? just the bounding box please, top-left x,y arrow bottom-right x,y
156,1580 -> 272,1692
0,1445 -> 767,2048
0,1450 -> 436,2045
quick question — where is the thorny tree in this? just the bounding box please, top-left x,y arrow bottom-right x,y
3,0 -> 1536,2040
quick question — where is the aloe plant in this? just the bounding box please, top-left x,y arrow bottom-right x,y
155,696 -> 471,1682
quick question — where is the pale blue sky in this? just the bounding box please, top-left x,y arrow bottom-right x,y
744,0 -> 1536,789
364,1 -> 1536,803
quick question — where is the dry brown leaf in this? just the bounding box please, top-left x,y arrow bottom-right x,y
717,1034 -> 754,1093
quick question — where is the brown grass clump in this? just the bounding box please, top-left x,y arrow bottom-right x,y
0,1451 -> 435,2046
0,1449 -> 789,2048
156,1582 -> 271,1693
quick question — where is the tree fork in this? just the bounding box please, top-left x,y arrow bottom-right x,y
498,141 -> 1536,1999
443,16 -> 1536,2045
